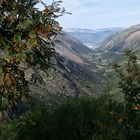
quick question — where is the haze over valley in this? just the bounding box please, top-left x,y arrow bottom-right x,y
65,27 -> 123,49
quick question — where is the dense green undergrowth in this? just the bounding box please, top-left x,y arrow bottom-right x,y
1,95 -> 139,140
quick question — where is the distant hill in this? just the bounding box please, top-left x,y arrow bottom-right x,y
65,28 -> 123,49
98,24 -> 140,54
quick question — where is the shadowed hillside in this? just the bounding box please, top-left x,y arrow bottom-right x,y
30,32 -> 103,106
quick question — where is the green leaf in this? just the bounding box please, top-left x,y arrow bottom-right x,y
17,19 -> 33,29
25,19 -> 33,27
14,34 -> 21,42
0,111 -> 2,119
29,32 -> 36,39
27,38 -> 37,47
1,40 -> 10,51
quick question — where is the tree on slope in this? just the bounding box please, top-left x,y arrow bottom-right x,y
114,50 -> 140,139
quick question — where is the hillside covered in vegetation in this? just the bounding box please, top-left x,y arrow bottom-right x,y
0,0 -> 140,140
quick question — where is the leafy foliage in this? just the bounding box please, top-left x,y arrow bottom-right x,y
0,0 -> 64,116
114,50 -> 140,139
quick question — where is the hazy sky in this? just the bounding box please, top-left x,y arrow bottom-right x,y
40,0 -> 140,29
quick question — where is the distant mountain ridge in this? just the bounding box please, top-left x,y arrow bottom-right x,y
65,27 -> 123,34
65,27 -> 124,49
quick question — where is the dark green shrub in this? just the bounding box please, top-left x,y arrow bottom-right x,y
2,96 -> 125,140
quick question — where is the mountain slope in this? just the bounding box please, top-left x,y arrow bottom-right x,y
30,32 -> 103,106
55,32 -> 91,63
99,24 -> 140,53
